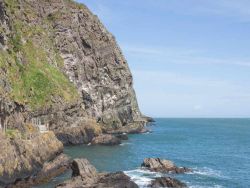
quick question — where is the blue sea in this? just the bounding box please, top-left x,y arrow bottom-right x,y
41,118 -> 250,188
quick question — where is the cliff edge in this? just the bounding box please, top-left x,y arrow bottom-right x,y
0,0 -> 146,133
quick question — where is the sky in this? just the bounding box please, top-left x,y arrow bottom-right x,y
77,0 -> 250,118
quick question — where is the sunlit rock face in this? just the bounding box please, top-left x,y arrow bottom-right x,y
0,0 -> 144,131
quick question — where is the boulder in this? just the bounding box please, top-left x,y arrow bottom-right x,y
56,158 -> 138,188
71,158 -> 97,178
57,172 -> 138,188
142,158 -> 191,173
91,134 -> 121,146
96,172 -> 138,188
150,177 -> 187,188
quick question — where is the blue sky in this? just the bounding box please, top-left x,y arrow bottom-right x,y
78,0 -> 250,117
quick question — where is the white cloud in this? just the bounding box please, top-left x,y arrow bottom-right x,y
123,45 -> 250,67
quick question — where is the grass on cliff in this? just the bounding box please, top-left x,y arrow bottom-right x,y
0,1 -> 79,109
5,129 -> 22,139
4,40 -> 79,108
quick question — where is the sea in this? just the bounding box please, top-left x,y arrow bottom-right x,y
40,118 -> 250,188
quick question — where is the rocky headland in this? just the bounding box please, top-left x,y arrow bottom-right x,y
0,0 -> 148,136
0,0 -> 154,186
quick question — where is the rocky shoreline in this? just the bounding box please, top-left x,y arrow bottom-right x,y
54,120 -> 149,146
56,157 -> 189,188
0,121 -> 151,187
0,119 -> 191,188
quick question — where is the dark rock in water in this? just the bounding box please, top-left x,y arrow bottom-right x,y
9,154 -> 71,188
142,158 -> 191,174
56,158 -> 138,188
115,134 -> 129,140
71,158 -> 97,178
57,158 -> 98,187
150,177 -> 187,188
96,172 -> 139,188
91,134 -> 121,146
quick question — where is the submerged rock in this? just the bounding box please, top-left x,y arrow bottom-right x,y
142,158 -> 191,173
56,158 -> 138,188
91,134 -> 121,146
150,177 -> 187,188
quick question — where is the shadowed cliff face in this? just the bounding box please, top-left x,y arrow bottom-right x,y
0,0 -> 143,130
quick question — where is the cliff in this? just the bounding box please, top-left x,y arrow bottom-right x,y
0,0 -> 149,186
0,0 -> 145,133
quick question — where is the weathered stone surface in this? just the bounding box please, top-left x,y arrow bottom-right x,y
150,177 -> 187,188
55,120 -> 102,145
56,158 -> 138,188
0,0 -> 146,133
91,134 -> 121,146
96,172 -> 139,188
0,131 -> 63,186
142,158 -> 191,174
8,154 -> 71,188
105,122 -> 149,134
71,158 -> 97,178
0,0 -> 151,186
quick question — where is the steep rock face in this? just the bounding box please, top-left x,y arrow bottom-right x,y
0,0 -> 144,131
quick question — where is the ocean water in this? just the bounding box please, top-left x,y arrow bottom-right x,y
41,118 -> 250,188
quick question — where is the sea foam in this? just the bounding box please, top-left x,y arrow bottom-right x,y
124,168 -> 162,187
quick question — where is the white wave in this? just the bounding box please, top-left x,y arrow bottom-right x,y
125,167 -> 226,188
120,143 -> 132,146
124,168 -> 162,187
188,167 -> 227,179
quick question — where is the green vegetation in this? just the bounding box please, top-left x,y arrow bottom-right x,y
5,129 -> 21,139
9,33 -> 22,52
8,41 -> 79,108
0,0 -> 79,109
